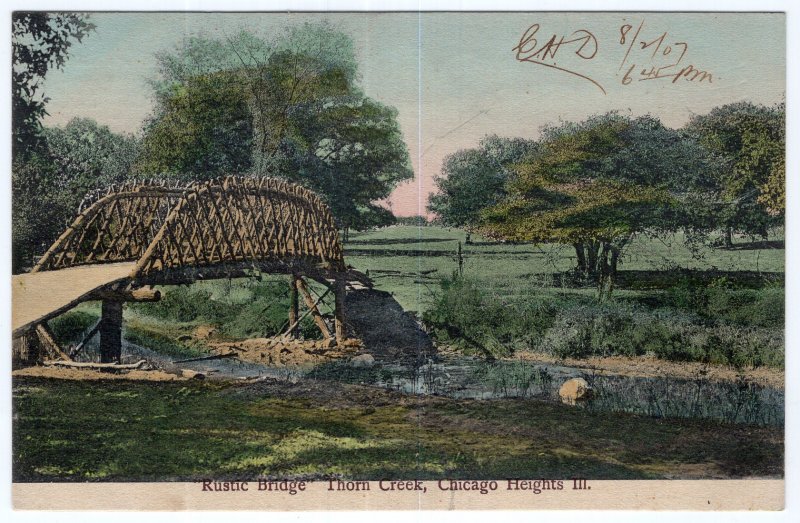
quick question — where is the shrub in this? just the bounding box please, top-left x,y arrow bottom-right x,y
422,276 -> 560,358
48,310 -> 99,345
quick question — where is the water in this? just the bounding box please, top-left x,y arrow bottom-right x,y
78,335 -> 784,427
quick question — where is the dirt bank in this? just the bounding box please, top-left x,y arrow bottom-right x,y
512,350 -> 784,390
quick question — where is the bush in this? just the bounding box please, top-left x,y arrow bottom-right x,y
667,276 -> 784,328
48,310 -> 99,345
131,278 -> 322,339
425,275 -> 784,369
422,276 -> 560,358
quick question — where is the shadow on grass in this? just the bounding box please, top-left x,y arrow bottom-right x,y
347,238 -> 455,246
723,240 -> 784,251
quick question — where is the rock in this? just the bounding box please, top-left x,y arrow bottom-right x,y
180,369 -> 206,380
558,378 -> 593,405
350,354 -> 375,368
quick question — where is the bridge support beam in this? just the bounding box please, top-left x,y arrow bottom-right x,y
99,300 -> 123,363
288,275 -> 300,339
334,277 -> 346,345
296,277 -> 332,340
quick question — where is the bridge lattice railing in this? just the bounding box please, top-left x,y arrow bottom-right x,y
33,176 -> 346,277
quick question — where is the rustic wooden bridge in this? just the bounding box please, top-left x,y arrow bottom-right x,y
12,176 -> 365,367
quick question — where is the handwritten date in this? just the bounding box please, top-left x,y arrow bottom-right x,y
513,20 -> 713,95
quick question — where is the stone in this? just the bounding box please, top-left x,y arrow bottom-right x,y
350,353 -> 375,368
558,377 -> 593,405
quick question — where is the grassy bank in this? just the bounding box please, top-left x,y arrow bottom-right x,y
12,376 -> 783,481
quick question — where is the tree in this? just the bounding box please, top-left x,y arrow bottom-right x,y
45,118 -> 140,208
137,24 -> 412,231
136,72 -> 253,179
684,101 -> 785,246
13,119 -> 140,273
12,12 -> 95,159
427,135 -> 538,228
480,113 -> 714,294
12,12 -> 95,272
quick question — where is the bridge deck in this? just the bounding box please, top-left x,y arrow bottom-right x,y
12,262 -> 136,335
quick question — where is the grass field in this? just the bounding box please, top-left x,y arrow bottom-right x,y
345,226 -> 784,313
12,377 -> 783,481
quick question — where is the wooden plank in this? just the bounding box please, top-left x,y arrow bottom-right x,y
43,359 -> 146,370
12,262 -> 136,336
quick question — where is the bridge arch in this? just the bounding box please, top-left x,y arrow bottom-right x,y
33,176 -> 346,280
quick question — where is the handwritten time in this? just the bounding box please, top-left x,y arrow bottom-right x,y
513,20 -> 714,95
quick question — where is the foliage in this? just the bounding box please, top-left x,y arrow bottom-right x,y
12,12 -> 95,159
138,24 -> 413,231
131,278 -> 322,340
480,113 -> 716,289
47,310 -> 98,345
136,72 -> 253,178
684,101 -> 785,241
422,269 -> 783,369
13,119 -> 139,273
394,215 -> 431,226
427,135 -> 538,227
423,275 -> 561,358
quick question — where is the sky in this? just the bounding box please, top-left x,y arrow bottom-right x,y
40,12 -> 785,217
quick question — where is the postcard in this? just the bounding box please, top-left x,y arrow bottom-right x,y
7,5 -> 789,514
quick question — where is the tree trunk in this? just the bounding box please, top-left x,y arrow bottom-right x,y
724,226 -> 733,248
574,244 -> 587,275
610,246 -> 620,276
586,240 -> 599,278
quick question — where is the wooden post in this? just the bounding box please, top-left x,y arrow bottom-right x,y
12,332 -> 40,369
295,277 -> 332,340
99,300 -> 123,363
334,277 -> 346,344
288,275 -> 299,338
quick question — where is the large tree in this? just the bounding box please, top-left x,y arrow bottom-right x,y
137,24 -> 413,231
683,101 -> 785,246
427,135 -> 538,228
480,113 -> 715,293
45,118 -> 140,208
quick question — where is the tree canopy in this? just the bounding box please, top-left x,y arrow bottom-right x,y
427,135 -> 538,228
683,101 -> 785,243
12,12 -> 95,159
479,113 -> 717,289
137,24 -> 412,231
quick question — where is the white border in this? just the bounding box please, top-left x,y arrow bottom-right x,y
1,2 -> 797,523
